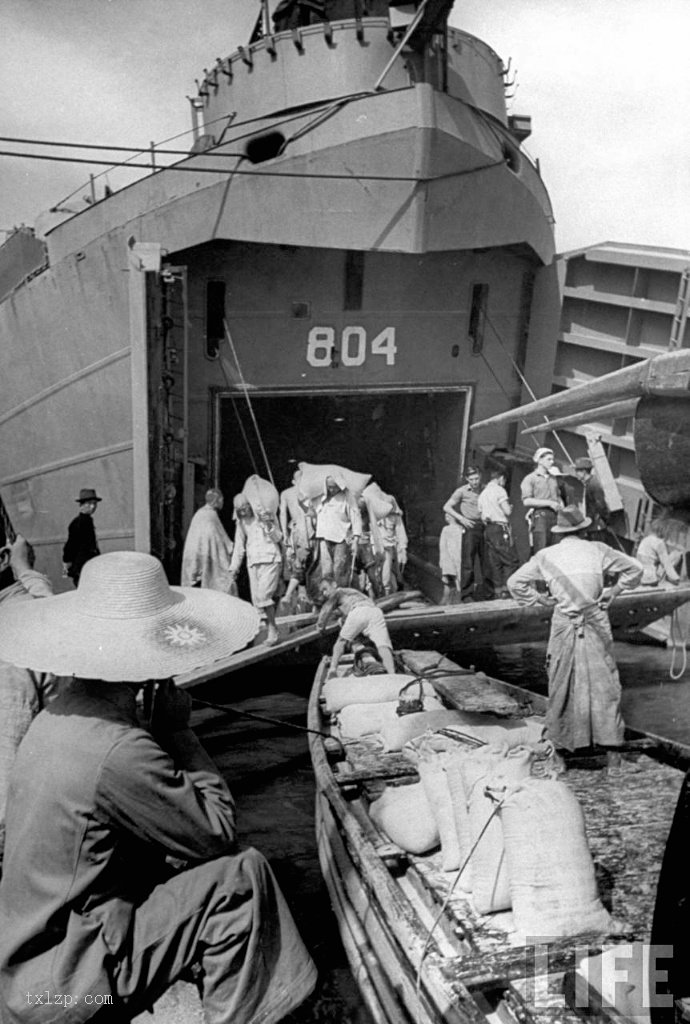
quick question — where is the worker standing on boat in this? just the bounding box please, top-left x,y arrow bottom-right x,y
506,505 -> 643,773
62,487 -> 102,586
442,466 -> 485,602
571,456 -> 611,542
478,467 -> 520,599
180,487 -> 234,592
317,576 -> 396,676
0,551 -> 317,1024
312,475 -> 362,588
520,448 -> 563,553
279,472 -> 314,612
229,495 -> 283,646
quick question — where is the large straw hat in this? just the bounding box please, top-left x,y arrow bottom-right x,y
0,551 -> 260,681
550,505 -> 592,534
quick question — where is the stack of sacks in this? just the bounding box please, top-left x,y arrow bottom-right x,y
335,694 -> 444,741
242,475 -> 280,517
461,745 -> 533,914
499,778 -> 612,939
321,674 -> 433,714
378,708 -> 545,754
369,782 -> 439,855
296,462 -> 371,502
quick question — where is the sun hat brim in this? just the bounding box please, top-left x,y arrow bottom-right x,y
0,586 -> 260,682
551,515 -> 592,534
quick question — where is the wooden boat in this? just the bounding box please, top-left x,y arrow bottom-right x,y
175,582 -> 690,685
308,647 -> 689,1024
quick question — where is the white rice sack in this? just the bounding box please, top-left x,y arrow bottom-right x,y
322,674 -> 432,714
444,747 -> 474,891
378,710 -> 472,753
463,745 -> 533,915
362,482 -> 395,519
369,783 -> 439,854
500,778 -> 612,939
336,695 -> 444,740
243,475 -> 280,516
418,752 -> 460,872
297,462 -> 371,501
444,713 -> 546,751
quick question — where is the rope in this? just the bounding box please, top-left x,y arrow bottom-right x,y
229,396 -> 260,477
223,320 -> 275,487
190,694 -> 345,755
669,607 -> 689,680
414,794 -> 506,1024
484,310 -> 573,467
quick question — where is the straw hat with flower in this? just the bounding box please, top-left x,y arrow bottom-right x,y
0,551 -> 260,682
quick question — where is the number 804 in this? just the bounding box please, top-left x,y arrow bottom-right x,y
306,326 -> 397,367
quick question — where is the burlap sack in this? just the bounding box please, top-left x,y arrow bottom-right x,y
296,462 -> 371,501
362,482 -> 395,519
463,745 -> 533,915
443,714 -> 546,751
369,782 -> 439,854
418,751 -> 461,872
336,695 -> 444,740
377,709 -> 472,753
500,778 -> 612,939
322,674 -> 430,714
243,475 -> 280,516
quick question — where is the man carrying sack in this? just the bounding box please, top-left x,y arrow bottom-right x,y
0,551 -> 316,1024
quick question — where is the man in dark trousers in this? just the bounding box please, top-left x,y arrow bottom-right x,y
62,487 -> 102,586
443,466 -> 485,602
0,551 -> 316,1024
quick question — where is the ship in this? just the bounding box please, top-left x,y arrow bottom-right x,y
0,0 -> 561,592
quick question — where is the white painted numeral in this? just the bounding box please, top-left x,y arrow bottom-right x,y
370,326 -> 398,366
341,326 -> 367,367
306,327 -> 336,367
306,326 -> 397,368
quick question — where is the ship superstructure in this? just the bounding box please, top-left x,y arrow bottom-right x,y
0,1 -> 559,587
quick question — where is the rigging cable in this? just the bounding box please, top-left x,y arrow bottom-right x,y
484,309 -> 574,468
223,320 -> 275,487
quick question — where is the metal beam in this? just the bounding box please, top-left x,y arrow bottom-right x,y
471,350 -> 690,431
521,399 -> 639,435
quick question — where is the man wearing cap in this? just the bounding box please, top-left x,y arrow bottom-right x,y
507,506 -> 643,773
477,467 -> 520,599
520,448 -> 563,553
62,487 -> 102,586
0,551 -> 316,1023
443,466 -> 485,602
572,456 -> 611,542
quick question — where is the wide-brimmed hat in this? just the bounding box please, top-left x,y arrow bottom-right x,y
0,551 -> 260,681
551,505 -> 592,534
76,488 -> 102,503
533,447 -> 553,463
572,457 -> 593,471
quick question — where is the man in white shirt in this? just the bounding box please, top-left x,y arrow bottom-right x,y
313,476 -> 361,587
478,467 -> 520,599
